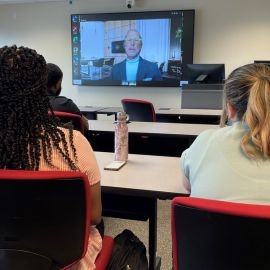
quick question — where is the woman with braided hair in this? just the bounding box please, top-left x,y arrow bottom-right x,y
181,63 -> 270,204
0,45 -> 102,270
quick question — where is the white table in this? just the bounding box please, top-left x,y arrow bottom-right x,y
80,106 -> 222,123
95,151 -> 189,270
87,120 -> 219,157
89,120 -> 219,136
156,108 -> 222,116
96,151 -> 188,196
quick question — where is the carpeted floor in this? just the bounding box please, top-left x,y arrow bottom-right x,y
104,199 -> 172,270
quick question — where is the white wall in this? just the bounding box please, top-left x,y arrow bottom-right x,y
0,0 -> 270,108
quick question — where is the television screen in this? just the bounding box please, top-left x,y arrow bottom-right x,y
71,10 -> 195,87
186,64 -> 225,84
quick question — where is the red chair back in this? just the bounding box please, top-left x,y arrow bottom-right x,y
172,197 -> 270,270
0,170 -> 91,270
50,111 -> 85,134
121,98 -> 156,122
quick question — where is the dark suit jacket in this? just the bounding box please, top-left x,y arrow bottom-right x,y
110,57 -> 162,81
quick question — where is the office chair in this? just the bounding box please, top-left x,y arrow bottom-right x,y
171,197 -> 270,270
103,57 -> 115,67
159,62 -> 165,73
50,111 -> 85,134
103,57 -> 115,78
92,58 -> 105,79
0,170 -> 114,270
92,58 -> 104,68
121,98 -> 156,122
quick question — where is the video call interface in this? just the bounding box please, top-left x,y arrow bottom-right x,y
71,10 -> 194,87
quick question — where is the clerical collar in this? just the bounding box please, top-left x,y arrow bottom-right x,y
126,56 -> 140,63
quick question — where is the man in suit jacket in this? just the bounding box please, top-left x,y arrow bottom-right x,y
110,29 -> 162,82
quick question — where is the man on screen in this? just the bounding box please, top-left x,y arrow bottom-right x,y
110,29 -> 162,82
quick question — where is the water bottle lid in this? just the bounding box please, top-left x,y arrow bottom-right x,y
117,111 -> 129,121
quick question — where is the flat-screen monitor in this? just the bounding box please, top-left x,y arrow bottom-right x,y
71,10 -> 195,87
254,60 -> 270,67
186,64 -> 225,84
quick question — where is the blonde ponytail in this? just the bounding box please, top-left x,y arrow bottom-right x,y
242,75 -> 270,158
224,63 -> 270,159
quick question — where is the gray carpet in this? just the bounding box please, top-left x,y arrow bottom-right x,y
104,199 -> 172,270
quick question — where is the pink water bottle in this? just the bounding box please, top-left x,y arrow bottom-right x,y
114,111 -> 129,161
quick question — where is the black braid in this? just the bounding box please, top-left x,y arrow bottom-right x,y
0,45 -> 77,170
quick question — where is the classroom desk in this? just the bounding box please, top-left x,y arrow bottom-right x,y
156,108 -> 222,116
97,106 -> 123,116
95,151 -> 189,270
89,119 -> 218,135
79,106 -> 222,124
78,106 -> 105,120
156,108 -> 221,124
87,120 -> 219,156
79,106 -> 120,120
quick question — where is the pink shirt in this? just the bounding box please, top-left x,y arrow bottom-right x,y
39,128 -> 102,270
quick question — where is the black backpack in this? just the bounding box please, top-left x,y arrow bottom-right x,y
107,229 -> 149,270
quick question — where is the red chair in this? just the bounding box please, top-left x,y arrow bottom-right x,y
50,111 -> 85,134
0,170 -> 113,270
172,197 -> 270,270
121,98 -> 156,122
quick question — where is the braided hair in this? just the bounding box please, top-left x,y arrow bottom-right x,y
0,45 -> 77,170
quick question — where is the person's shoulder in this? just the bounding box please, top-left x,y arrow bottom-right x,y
140,57 -> 157,67
182,127 -> 226,158
139,58 -> 160,73
196,126 -> 238,148
48,95 -> 58,101
58,95 -> 73,102
60,127 -> 88,145
71,128 -> 86,140
49,95 -> 81,115
203,125 -> 230,135
112,59 -> 126,68
195,126 -> 228,143
59,95 -> 80,108
50,95 -> 71,103
58,126 -> 80,136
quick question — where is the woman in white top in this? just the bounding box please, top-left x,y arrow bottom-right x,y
181,63 -> 270,204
